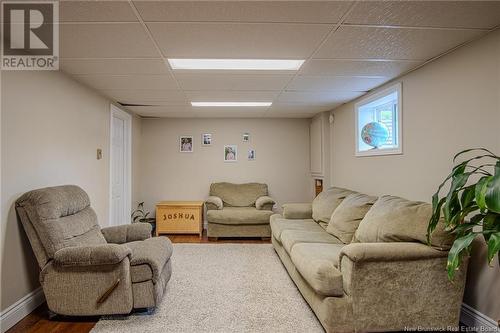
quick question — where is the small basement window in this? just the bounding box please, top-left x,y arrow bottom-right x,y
355,82 -> 402,156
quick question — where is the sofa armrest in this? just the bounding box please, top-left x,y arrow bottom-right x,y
101,223 -> 152,244
339,242 -> 466,329
282,203 -> 312,219
205,196 -> 223,210
256,196 -> 275,210
53,244 -> 131,267
340,242 -> 446,264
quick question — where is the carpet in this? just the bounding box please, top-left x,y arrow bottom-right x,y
92,243 -> 323,333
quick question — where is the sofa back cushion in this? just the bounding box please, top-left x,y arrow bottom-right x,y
326,193 -> 378,244
210,182 -> 268,207
312,187 -> 355,223
354,195 -> 454,250
16,185 -> 106,265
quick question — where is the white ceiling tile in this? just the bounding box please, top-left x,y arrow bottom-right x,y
128,106 -> 195,117
265,112 -> 314,118
277,91 -> 365,105
315,25 -> 485,60
60,23 -> 159,58
73,74 -> 179,90
100,89 -> 188,104
267,103 -> 335,113
299,59 -> 422,77
345,1 -> 500,29
61,59 -> 168,75
147,22 -> 332,58
60,1 -> 138,22
185,90 -> 280,102
135,1 -> 352,23
287,76 -> 386,91
193,110 -> 266,118
176,74 -> 293,91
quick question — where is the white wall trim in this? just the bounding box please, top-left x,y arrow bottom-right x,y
461,303 -> 498,330
0,287 -> 45,333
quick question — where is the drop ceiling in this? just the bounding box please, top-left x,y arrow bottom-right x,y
59,1 -> 500,118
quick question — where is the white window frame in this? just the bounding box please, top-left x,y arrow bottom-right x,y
354,82 -> 403,157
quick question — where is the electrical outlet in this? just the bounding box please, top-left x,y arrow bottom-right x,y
97,149 -> 102,160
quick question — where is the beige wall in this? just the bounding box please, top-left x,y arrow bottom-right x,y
329,30 -> 500,319
138,118 -> 313,216
0,70 -> 140,314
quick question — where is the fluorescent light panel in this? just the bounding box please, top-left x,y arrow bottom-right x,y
191,102 -> 272,107
168,59 -> 304,70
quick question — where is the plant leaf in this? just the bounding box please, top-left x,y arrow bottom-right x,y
485,162 -> 500,213
447,233 -> 476,280
460,186 -> 476,209
475,176 -> 491,211
487,232 -> 500,264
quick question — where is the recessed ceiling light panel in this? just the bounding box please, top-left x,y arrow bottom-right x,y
191,102 -> 272,107
168,59 -> 304,71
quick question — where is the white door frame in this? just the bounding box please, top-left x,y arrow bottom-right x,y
109,104 -> 132,226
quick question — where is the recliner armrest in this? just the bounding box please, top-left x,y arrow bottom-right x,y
206,196 -> 223,210
340,242 -> 446,264
101,223 -> 152,244
282,203 -> 313,219
256,196 -> 275,210
53,244 -> 131,267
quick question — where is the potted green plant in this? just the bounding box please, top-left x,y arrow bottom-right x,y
131,202 -> 156,236
427,148 -> 500,280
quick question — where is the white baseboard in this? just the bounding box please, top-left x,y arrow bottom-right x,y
461,303 -> 499,330
0,287 -> 45,333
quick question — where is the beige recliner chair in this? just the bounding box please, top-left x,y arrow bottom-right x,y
16,185 -> 173,316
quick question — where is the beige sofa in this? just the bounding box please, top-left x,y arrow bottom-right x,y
206,182 -> 275,239
271,187 -> 467,333
16,185 -> 173,316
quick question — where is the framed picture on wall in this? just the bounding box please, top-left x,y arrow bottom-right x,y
202,133 -> 212,146
224,145 -> 237,162
243,133 -> 250,142
248,149 -> 256,161
180,136 -> 193,153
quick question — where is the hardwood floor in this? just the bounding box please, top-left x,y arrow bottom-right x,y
7,232 -> 269,333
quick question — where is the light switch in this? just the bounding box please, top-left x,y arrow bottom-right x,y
97,149 -> 102,160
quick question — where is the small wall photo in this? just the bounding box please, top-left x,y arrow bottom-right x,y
202,133 -> 212,146
248,149 -> 256,161
224,145 -> 237,162
180,136 -> 193,152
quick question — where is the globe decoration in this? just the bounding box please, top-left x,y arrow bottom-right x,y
361,122 -> 389,148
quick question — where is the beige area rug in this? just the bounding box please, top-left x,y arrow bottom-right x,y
92,243 -> 323,333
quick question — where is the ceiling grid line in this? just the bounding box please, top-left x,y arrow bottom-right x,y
263,1 -> 360,117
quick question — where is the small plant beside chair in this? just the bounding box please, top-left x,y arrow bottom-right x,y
132,202 -> 156,236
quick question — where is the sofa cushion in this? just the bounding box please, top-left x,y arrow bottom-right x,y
354,195 -> 454,250
126,237 -> 173,283
270,218 -> 323,243
326,193 -> 378,244
312,187 -> 356,223
209,182 -> 268,207
207,207 -> 274,225
281,230 -> 343,254
290,243 -> 345,297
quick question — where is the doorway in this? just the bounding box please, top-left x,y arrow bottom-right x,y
109,104 -> 132,226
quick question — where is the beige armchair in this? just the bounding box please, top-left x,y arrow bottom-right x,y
16,185 -> 173,317
206,182 -> 275,240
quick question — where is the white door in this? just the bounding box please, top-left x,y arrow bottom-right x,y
110,105 -> 132,226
